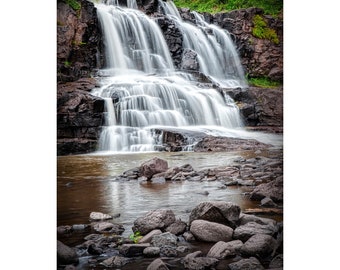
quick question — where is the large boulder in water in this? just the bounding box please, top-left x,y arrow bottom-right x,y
57,240 -> 79,265
140,157 -> 169,179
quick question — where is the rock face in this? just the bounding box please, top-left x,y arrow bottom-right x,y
57,0 -> 103,83
57,78 -> 104,155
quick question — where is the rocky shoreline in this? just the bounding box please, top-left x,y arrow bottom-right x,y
57,149 -> 283,269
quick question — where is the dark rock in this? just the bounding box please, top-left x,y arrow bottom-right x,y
139,229 -> 163,244
133,209 -> 176,235
151,232 -> 178,247
87,243 -> 103,255
100,256 -> 130,267
119,243 -> 150,257
190,220 -> 233,242
238,213 -> 277,227
57,240 -> 79,265
233,221 -> 277,242
207,240 -> 243,259
228,257 -> 265,270
240,234 -> 277,258
269,254 -> 284,268
143,246 -> 161,257
165,220 -> 187,235
181,49 -> 200,71
189,201 -> 241,228
140,157 -> 169,179
250,176 -> 283,202
183,251 -> 219,270
147,258 -> 170,270
261,197 -> 278,207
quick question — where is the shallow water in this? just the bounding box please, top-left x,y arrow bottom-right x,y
57,151 -> 263,238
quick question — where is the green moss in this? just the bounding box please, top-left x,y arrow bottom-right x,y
174,0 -> 283,16
64,60 -> 71,67
64,0 -> 81,11
252,14 -> 279,44
248,76 -> 281,88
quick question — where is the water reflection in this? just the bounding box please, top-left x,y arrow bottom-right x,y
57,151 -> 261,237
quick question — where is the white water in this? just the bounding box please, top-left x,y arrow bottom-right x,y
91,1 -> 280,153
158,1 -> 248,88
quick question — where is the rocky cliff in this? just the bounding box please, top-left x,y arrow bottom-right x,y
56,0 -> 283,155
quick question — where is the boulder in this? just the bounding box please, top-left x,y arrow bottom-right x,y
207,240 -> 243,259
92,222 -> 125,234
57,240 -> 79,265
89,212 -> 113,221
240,234 -> 277,258
228,257 -> 265,270
133,209 -> 176,235
119,243 -> 150,257
143,247 -> 161,257
190,220 -> 233,242
151,232 -> 178,247
233,221 -> 277,242
183,251 -> 219,270
165,220 -> 187,235
189,201 -> 241,228
100,256 -> 130,267
139,229 -> 163,244
250,176 -> 283,202
147,258 -> 170,270
140,158 -> 169,179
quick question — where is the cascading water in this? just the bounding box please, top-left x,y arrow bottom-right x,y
91,0 -> 248,153
158,0 -> 248,88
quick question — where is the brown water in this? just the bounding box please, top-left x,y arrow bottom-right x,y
57,151 -> 260,238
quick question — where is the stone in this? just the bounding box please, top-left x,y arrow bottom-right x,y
207,240 -> 243,259
189,201 -> 241,228
146,258 -> 169,270
151,232 -> 178,247
92,222 -> 125,234
165,220 -> 187,235
261,196 -> 278,207
228,257 -> 265,270
250,176 -> 283,202
89,212 -> 113,221
139,229 -> 163,244
100,256 -> 130,267
240,234 -> 277,258
119,243 -> 150,257
143,247 -> 161,257
238,213 -> 277,227
233,221 -> 277,242
133,209 -> 176,235
190,220 -> 233,242
269,254 -> 284,268
183,251 -> 219,270
57,240 -> 78,265
140,158 -> 169,179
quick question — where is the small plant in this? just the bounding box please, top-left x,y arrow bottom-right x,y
129,231 -> 143,243
252,15 -> 279,44
64,60 -> 71,67
65,0 -> 81,11
248,76 -> 281,88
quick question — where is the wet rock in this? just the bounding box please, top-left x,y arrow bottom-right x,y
57,225 -> 73,235
250,176 -> 283,202
189,201 -> 241,228
151,232 -> 178,247
147,258 -> 170,270
89,212 -> 113,221
181,48 -> 200,71
233,221 -> 277,242
133,209 -> 176,235
92,222 -> 125,234
240,234 -> 277,258
238,213 -> 277,227
87,243 -> 103,255
190,220 -> 233,242
57,240 -> 79,265
143,246 -> 161,257
183,251 -> 219,270
183,231 -> 195,242
140,157 -> 169,179
119,243 -> 150,257
139,229 -> 163,244
261,196 -> 278,207
228,257 -> 265,270
194,136 -> 271,152
100,256 -> 130,267
160,245 -> 178,257
207,240 -> 243,259
269,254 -> 284,268
165,220 -> 187,235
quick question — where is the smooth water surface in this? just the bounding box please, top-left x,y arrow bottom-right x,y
57,151 -> 260,237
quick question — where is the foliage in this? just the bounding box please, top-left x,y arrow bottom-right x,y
252,15 -> 279,44
64,60 -> 71,67
64,0 -> 81,11
129,231 -> 143,243
248,76 -> 281,88
173,0 -> 283,16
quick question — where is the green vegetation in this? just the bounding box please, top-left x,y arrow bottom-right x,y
129,231 -> 143,243
248,76 -> 281,88
173,0 -> 283,16
64,0 -> 81,11
64,60 -> 71,67
252,14 -> 279,44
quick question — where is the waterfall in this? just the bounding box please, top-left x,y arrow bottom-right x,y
91,1 -> 247,153
159,1 -> 247,88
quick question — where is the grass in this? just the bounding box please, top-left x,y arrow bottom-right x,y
64,0 -> 81,11
173,0 -> 283,16
248,76 -> 281,88
252,14 -> 279,44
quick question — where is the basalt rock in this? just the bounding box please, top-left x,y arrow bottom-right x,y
57,0 -> 103,83
57,78 -> 104,155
